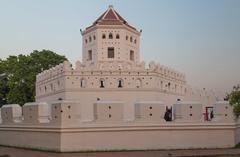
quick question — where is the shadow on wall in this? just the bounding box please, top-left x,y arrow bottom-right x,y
0,155 -> 10,157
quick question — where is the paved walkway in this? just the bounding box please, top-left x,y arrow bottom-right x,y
1,146 -> 240,157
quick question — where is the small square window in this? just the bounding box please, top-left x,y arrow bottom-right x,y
130,50 -> 134,61
108,47 -> 114,58
88,50 -> 92,61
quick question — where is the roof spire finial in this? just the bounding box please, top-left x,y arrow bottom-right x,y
109,5 -> 113,8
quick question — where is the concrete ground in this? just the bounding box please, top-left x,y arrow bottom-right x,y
1,146 -> 240,157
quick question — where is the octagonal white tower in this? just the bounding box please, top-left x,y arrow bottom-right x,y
81,5 -> 141,69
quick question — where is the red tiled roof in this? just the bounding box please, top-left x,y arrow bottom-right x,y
104,9 -> 118,20
87,5 -> 137,31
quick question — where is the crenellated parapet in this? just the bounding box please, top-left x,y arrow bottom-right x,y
0,101 -> 234,126
36,60 -> 185,82
36,60 -> 187,98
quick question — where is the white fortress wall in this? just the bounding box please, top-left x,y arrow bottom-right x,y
0,100 -> 239,151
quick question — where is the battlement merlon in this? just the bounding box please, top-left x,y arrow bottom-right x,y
36,60 -> 186,83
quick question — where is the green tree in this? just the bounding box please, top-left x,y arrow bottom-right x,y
0,50 -> 66,106
0,60 -> 9,107
227,84 -> 240,117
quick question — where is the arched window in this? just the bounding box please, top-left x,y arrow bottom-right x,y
100,79 -> 105,88
89,36 -> 92,42
134,39 -> 137,44
118,79 -> 123,88
168,82 -> 171,91
116,34 -> 120,39
109,33 -> 113,39
126,35 -> 128,40
102,34 -> 106,39
93,35 -> 96,40
136,79 -> 142,88
130,36 -> 133,42
85,39 -> 88,44
80,78 -> 86,88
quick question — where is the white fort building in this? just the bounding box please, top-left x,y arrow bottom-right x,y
0,6 -> 240,152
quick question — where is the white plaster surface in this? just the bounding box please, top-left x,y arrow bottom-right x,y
23,102 -> 50,123
1,104 -> 22,124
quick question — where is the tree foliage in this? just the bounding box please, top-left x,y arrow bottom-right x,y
227,85 -> 240,117
0,60 -> 9,106
0,50 -> 66,106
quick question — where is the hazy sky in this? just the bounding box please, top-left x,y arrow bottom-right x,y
0,0 -> 239,93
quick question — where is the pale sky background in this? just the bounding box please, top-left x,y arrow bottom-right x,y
0,0 -> 239,93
